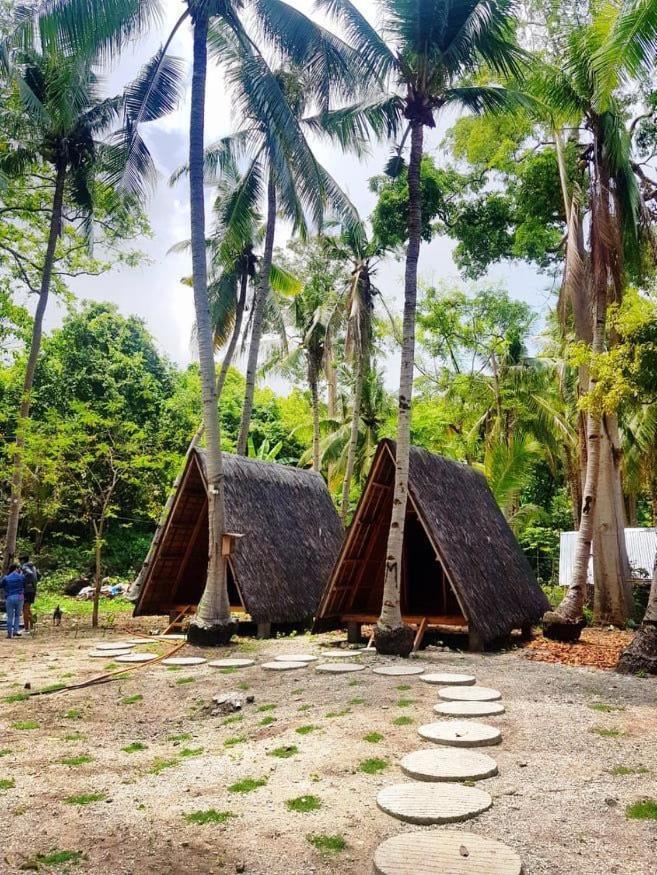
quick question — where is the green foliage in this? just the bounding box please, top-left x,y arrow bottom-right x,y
307,834 -> 346,854
626,800 -> 657,820
363,732 -> 383,743
358,758 -> 388,774
296,725 -> 318,735
184,809 -> 235,825
64,792 -> 106,805
227,777 -> 268,794
121,742 -> 147,753
268,745 -> 298,758
286,794 -> 321,812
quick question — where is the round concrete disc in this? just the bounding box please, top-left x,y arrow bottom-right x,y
161,656 -> 206,666
91,642 -> 134,651
274,654 -> 318,663
115,652 -> 158,663
125,638 -> 154,645
208,658 -> 255,668
372,664 -> 426,676
88,650 -> 121,658
376,782 -> 492,825
418,720 -> 501,747
373,831 -> 522,875
157,634 -> 186,640
435,701 -> 506,718
261,660 -> 308,671
420,672 -> 476,686
439,686 -> 502,702
400,747 -> 498,782
315,662 -> 366,673
320,649 -> 362,658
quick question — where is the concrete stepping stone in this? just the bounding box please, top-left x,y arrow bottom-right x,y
115,652 -> 158,663
161,657 -> 206,666
274,654 -> 318,663
438,686 -> 501,702
88,651 -> 121,658
420,672 -> 475,686
435,701 -> 505,718
157,634 -> 186,640
400,747 -> 498,782
320,649 -> 362,658
372,664 -> 426,677
261,661 -> 308,671
92,642 -> 135,651
315,662 -> 366,673
208,658 -> 255,669
376,782 -> 492,825
373,831 -> 521,875
418,720 -> 501,747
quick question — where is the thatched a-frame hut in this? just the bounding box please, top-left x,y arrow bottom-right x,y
132,449 -> 343,634
314,439 -> 549,649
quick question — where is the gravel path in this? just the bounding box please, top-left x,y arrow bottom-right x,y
0,627 -> 655,874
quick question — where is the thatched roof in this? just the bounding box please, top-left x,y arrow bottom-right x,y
133,449 -> 343,624
315,439 -> 549,644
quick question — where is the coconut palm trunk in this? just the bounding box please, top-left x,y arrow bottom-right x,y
617,551 -> 657,674
216,267 -> 248,400
237,174 -> 276,455
186,6 -> 232,646
3,163 -> 66,570
375,120 -> 423,656
309,362 -> 321,472
341,335 -> 368,523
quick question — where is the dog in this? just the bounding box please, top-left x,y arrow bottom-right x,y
53,605 -> 62,626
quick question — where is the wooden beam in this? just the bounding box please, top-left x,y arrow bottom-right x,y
171,496 -> 207,601
412,617 -> 429,652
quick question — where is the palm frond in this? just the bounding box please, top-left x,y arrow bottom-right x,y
303,94 -> 404,155
313,0 -> 397,80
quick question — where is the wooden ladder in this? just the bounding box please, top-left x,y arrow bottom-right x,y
163,605 -> 195,636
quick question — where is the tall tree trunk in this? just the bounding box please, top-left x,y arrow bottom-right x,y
592,414 -> 633,624
544,272 -> 607,640
186,8 -> 232,646
91,519 -> 103,629
340,346 -> 365,523
617,552 -> 657,674
310,366 -> 321,472
3,164 -> 66,572
216,267 -> 248,400
374,120 -> 423,657
237,174 -> 276,455
325,330 -> 338,420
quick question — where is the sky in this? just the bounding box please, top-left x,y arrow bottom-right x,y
49,0 -> 555,389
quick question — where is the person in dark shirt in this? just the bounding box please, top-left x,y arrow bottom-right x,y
1,564 -> 25,639
19,554 -> 39,633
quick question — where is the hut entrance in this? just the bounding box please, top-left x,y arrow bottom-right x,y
338,463 -> 467,632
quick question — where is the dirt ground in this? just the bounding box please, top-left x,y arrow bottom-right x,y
0,620 -> 655,874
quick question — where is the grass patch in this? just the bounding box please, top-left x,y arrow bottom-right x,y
218,667 -> 237,674
58,755 -> 92,766
626,800 -> 657,820
223,736 -> 245,748
64,732 -> 85,742
396,684 -> 412,691
392,716 -> 413,726
149,757 -> 179,775
610,765 -> 649,776
0,749 -> 10,757
168,732 -> 192,743
175,676 -> 196,685
179,746 -> 204,758
589,702 -> 625,713
166,665 -> 182,672
122,742 -> 147,754
237,681 -> 250,691
184,809 -> 235,825
591,726 -> 624,738
222,714 -> 244,725
64,709 -> 82,720
27,850 -> 85,868
296,725 -> 318,735
287,794 -> 321,813
298,704 -> 312,712
363,732 -> 384,744
348,698 -> 364,706
307,834 -> 346,854
397,699 -> 414,708
40,683 -> 66,694
348,679 -> 363,687
259,716 -> 276,726
104,663 -> 119,671
228,777 -> 267,794
359,758 -> 388,774
257,704 -> 276,712
0,778 -> 15,790
121,694 -> 143,705
268,745 -> 298,759
64,792 -> 106,806
325,708 -> 351,718
3,692 -> 30,703
11,721 -> 38,730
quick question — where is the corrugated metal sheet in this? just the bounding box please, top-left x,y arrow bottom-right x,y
559,527 -> 657,586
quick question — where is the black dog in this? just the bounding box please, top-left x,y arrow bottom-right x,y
53,605 -> 62,626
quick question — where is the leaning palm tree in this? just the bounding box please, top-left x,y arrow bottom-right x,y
318,0 -> 525,653
0,41 -> 179,570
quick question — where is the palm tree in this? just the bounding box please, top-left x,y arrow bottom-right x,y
0,40 -> 178,570
534,5 -> 657,637
318,0 -> 525,652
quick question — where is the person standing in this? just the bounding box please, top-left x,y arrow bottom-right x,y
19,555 -> 38,634
1,564 -> 25,639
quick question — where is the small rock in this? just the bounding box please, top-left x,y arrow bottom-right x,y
605,797 -> 618,807
518,761 -> 528,768
235,863 -> 246,873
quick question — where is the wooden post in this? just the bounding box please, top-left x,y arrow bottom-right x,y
347,621 -> 362,644
257,622 -> 271,640
412,617 -> 428,652
468,630 -> 484,652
